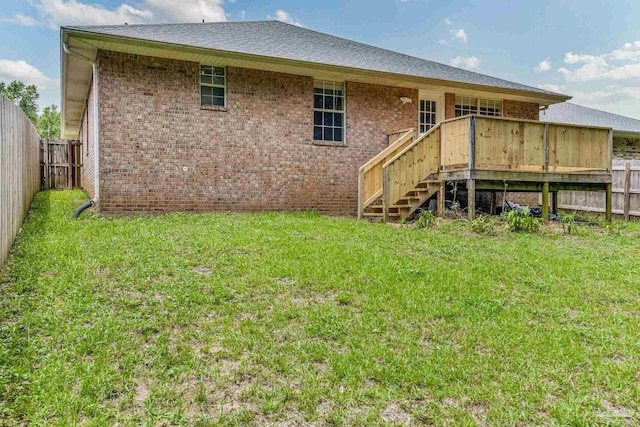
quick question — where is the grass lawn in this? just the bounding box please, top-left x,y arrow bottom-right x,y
1,190 -> 639,426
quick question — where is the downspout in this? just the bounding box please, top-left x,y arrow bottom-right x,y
63,41 -> 100,217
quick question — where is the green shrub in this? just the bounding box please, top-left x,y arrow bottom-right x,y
415,210 -> 437,229
560,213 -> 578,234
603,220 -> 627,236
470,215 -> 496,235
504,208 -> 541,233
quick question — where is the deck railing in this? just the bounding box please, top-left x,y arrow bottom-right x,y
439,115 -> 612,174
358,115 -> 613,220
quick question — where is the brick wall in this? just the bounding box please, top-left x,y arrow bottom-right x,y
95,50 -> 418,214
503,99 -> 540,120
613,136 -> 640,160
444,93 -> 455,119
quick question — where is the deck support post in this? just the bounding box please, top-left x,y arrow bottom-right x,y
437,180 -> 446,217
357,170 -> 364,220
551,191 -> 558,216
467,179 -> 476,220
542,182 -> 550,223
490,191 -> 497,215
605,183 -> 613,222
382,167 -> 390,223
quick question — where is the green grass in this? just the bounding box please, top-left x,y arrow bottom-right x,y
1,190 -> 639,426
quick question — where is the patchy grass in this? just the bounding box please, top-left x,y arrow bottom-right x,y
1,190 -> 639,426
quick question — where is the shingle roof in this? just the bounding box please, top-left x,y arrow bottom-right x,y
66,20 -> 566,99
541,102 -> 640,134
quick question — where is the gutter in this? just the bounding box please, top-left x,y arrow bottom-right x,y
62,38 -> 100,212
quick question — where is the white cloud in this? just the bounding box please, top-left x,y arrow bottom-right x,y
444,18 -> 452,26
451,56 -> 480,69
239,10 -> 246,20
558,41 -> 640,82
538,83 -> 562,92
0,14 -> 37,26
564,52 -> 606,66
438,39 -> 448,46
4,0 -> 227,28
450,28 -> 467,43
534,59 -> 552,72
269,9 -> 302,27
557,67 -> 572,76
0,60 -> 58,90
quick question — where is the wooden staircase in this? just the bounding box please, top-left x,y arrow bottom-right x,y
358,125 -> 442,222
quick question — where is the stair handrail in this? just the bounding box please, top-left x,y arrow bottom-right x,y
382,124 -> 441,170
359,128 -> 415,174
381,124 -> 442,222
357,128 -> 416,218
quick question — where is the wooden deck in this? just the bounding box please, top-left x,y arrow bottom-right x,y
358,115 -> 613,222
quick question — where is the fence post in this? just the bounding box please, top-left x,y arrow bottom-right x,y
624,161 -> 631,222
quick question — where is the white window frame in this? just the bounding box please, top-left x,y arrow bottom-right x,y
200,65 -> 226,108
313,80 -> 346,144
455,96 -> 502,117
418,99 -> 437,134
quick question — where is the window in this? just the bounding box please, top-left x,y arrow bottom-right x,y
419,100 -> 437,133
455,96 -> 478,116
479,99 -> 502,116
200,65 -> 226,107
313,80 -> 345,143
455,96 -> 502,117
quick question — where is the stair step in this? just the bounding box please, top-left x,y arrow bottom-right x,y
416,180 -> 440,188
363,212 -> 400,218
369,205 -> 399,213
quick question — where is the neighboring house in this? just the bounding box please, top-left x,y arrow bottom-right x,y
60,21 -> 612,220
541,102 -> 640,160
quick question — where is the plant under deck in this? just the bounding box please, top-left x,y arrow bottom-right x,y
1,191 -> 639,426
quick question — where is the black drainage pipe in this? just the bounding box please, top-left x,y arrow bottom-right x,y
73,200 -> 95,218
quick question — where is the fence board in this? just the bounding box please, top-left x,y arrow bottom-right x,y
558,159 -> 640,218
1,94 -> 40,266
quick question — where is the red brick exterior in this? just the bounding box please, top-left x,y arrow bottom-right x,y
444,93 -> 456,119
503,99 -> 540,121
92,50 -> 418,214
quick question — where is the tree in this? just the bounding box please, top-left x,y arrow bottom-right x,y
37,105 -> 61,139
0,80 -> 40,124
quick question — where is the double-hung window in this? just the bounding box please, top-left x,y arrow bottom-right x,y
313,81 -> 345,143
200,65 -> 226,107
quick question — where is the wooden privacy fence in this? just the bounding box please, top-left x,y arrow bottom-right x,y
40,139 -> 82,189
558,159 -> 640,220
0,94 -> 40,266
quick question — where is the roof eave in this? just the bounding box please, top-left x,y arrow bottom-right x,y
62,27 -> 571,104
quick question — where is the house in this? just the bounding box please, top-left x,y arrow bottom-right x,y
541,102 -> 640,160
60,21 -> 613,221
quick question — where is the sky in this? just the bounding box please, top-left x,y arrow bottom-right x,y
1,0 -> 640,118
